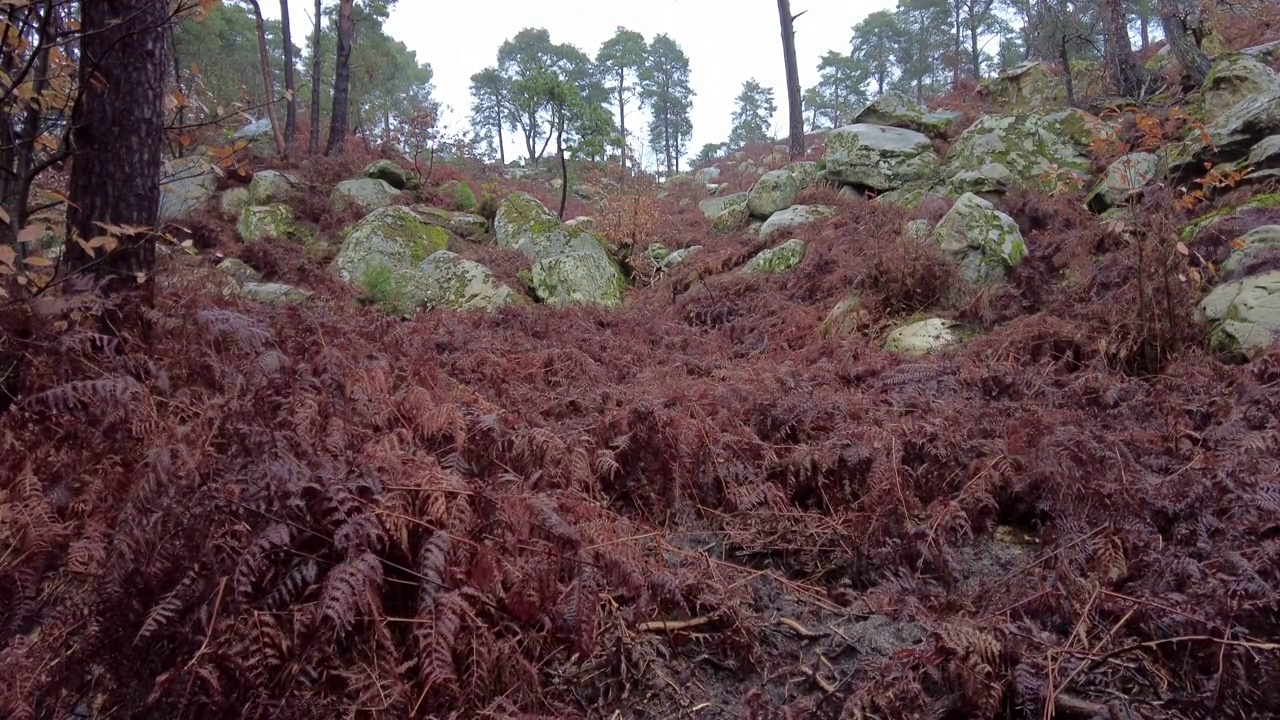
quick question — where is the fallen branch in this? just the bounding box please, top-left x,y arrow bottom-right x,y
776,617 -> 827,638
637,616 -> 711,633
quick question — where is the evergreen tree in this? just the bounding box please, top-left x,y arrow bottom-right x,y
596,27 -> 647,172
728,79 -> 776,150
639,33 -> 694,175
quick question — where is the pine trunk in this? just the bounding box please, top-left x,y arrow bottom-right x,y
247,0 -> 286,158
325,0 -> 355,156
280,0 -> 297,151
62,0 -> 168,294
1103,0 -> 1144,97
1157,0 -> 1210,84
777,0 -> 805,159
309,0 -> 321,155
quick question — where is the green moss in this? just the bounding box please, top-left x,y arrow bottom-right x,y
1182,194 -> 1280,241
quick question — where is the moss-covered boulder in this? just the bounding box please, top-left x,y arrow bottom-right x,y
976,61 -> 1062,107
852,91 -> 959,138
1086,152 -> 1160,212
219,187 -> 252,220
332,178 -> 401,214
1201,53 -> 1280,126
694,166 -> 722,185
787,161 -> 821,190
565,217 -> 596,232
1200,270 -> 1280,357
414,251 -> 519,312
495,192 -> 607,262
945,111 -> 1101,194
1222,226 -> 1280,275
449,212 -> 489,239
237,282 -> 313,305
747,169 -> 801,219
885,318 -> 959,355
744,239 -> 806,275
249,170 -> 301,204
759,204 -> 836,240
876,187 -> 949,209
216,257 -> 261,283
713,200 -> 752,233
662,245 -> 702,269
1181,194 -> 1280,242
362,159 -> 416,190
822,123 -> 940,191
818,295 -> 869,340
439,180 -> 476,211
701,192 -> 748,220
237,204 -> 297,244
930,193 -> 1027,285
159,156 -> 221,223
333,207 -> 451,305
530,251 -> 626,308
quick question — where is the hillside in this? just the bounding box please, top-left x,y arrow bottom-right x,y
4,31 -> 1280,720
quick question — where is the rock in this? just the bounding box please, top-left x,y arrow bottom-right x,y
818,295 -> 869,339
231,119 -> 278,159
565,217 -> 596,232
1222,226 -> 1280,275
216,257 -> 261,283
906,219 -> 934,239
1192,82 -> 1280,162
787,161 -> 821,189
219,187 -> 251,220
852,91 -> 959,138
1200,53 -> 1280,127
930,193 -> 1027,285
531,251 -> 626,308
744,239 -> 806,275
332,178 -> 402,214
1200,270 -> 1280,357
706,183 -> 726,195
1086,152 -> 1160,212
1243,39 -> 1280,62
449,212 -> 489,239
237,204 -> 296,244
159,156 -> 221,223
333,206 -> 451,301
876,187 -> 949,209
694,166 -> 722,184
884,318 -> 959,355
1182,194 -> 1280,242
977,61 -> 1062,107
439,180 -> 476,211
945,111 -> 1101,194
249,170 -> 301,204
362,159 -> 415,190
494,192 -> 607,262
414,251 -> 518,312
645,244 -> 671,263
823,124 -> 940,191
759,205 -> 836,240
700,192 -> 749,220
747,169 -> 801,219
713,200 -> 751,233
662,246 -> 702,269
237,282 -> 312,304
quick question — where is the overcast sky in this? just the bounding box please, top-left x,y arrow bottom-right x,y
262,0 -> 895,166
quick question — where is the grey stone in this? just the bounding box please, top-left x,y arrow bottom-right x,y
930,193 -> 1027,285
747,169 -> 800,219
759,205 -> 836,240
823,123 -> 940,191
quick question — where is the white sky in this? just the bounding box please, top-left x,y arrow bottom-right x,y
262,0 -> 895,166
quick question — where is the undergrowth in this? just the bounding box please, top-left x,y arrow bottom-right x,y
2,176 -> 1278,719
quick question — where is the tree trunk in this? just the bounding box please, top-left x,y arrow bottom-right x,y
308,0 -> 321,155
617,66 -> 627,175
496,105 -> 506,166
557,112 -> 568,219
62,0 -> 169,294
1103,0 -> 1144,97
778,0 -> 805,160
953,2 -> 963,87
247,0 -> 286,158
969,8 -> 983,80
1157,0 -> 1210,85
1059,36 -> 1075,106
1140,14 -> 1150,50
279,0 -> 297,151
4,0 -> 53,253
324,0 -> 355,156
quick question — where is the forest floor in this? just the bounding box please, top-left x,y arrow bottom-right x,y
3,144 -> 1280,720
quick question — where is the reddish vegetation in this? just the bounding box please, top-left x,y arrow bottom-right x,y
3,141 -> 1280,720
